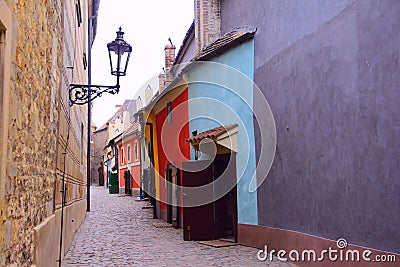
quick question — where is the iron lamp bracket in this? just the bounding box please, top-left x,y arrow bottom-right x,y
69,84 -> 120,106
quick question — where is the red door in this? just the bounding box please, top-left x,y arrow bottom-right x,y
182,160 -> 214,241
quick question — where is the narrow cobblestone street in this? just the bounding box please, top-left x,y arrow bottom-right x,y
62,186 -> 294,266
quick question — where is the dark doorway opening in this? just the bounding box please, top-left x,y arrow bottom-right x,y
182,153 -> 237,242
98,167 -> 104,186
124,170 -> 132,195
167,168 -> 172,224
214,154 -> 237,242
167,164 -> 181,228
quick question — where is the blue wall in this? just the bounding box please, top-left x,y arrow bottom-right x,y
187,40 -> 258,225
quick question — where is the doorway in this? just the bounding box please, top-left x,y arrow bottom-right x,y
182,153 -> 237,241
124,170 -> 132,195
167,164 -> 180,228
214,153 -> 237,242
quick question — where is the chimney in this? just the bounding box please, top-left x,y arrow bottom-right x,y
158,72 -> 166,93
195,0 -> 221,53
136,96 -> 143,110
165,45 -> 176,70
164,44 -> 176,88
145,85 -> 153,105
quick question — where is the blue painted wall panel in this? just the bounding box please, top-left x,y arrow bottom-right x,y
187,40 -> 258,225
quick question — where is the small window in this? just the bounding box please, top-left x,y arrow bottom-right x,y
83,53 -> 87,70
76,0 -> 82,27
167,101 -> 172,124
127,144 -> 131,163
80,123 -> 84,164
121,147 -> 124,164
134,142 -> 138,161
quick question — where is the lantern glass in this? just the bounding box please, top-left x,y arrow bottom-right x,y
107,27 -> 132,77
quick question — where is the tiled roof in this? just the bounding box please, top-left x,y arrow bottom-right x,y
191,27 -> 256,62
113,121 -> 139,144
114,120 -> 140,145
141,27 -> 256,113
124,121 -> 140,137
94,122 -> 108,132
187,123 -> 238,143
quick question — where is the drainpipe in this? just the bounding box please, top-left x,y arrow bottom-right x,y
86,11 -> 97,212
135,130 -> 143,199
145,122 -> 156,219
115,144 -> 119,192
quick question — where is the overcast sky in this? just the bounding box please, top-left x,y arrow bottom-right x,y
91,0 -> 194,127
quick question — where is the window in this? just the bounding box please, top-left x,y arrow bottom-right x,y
121,147 -> 124,164
0,24 -> 5,83
0,22 -> 6,197
81,123 -> 84,164
1,2 -> 15,200
83,53 -> 87,70
134,142 -> 138,161
76,0 -> 82,27
167,101 -> 172,124
127,144 -> 131,163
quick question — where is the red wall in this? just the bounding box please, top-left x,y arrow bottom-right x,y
118,134 -> 141,189
119,166 -> 127,188
156,89 -> 190,212
130,164 -> 140,188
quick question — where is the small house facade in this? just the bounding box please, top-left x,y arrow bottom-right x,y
116,122 -> 141,196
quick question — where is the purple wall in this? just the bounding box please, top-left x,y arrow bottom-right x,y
221,0 -> 400,253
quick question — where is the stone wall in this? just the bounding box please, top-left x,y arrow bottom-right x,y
0,0 -> 89,266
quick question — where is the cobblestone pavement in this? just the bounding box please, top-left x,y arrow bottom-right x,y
62,186 -> 295,267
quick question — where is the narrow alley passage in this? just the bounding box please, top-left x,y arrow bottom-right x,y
62,186 -> 294,266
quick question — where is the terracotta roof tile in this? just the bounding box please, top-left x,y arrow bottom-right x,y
191,27 -> 256,62
94,122 -> 108,132
124,121 -> 139,136
114,121 -> 140,145
187,123 -> 238,143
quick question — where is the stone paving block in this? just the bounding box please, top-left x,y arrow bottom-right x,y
62,186 -> 295,267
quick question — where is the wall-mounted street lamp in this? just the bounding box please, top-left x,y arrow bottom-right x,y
69,27 -> 132,105
68,27 -> 132,213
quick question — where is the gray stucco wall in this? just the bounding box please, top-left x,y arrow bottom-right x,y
221,0 -> 400,253
174,34 -> 196,75
93,128 -> 108,183
180,36 -> 196,64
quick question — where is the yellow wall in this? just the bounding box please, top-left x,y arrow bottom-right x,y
144,111 -> 160,200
